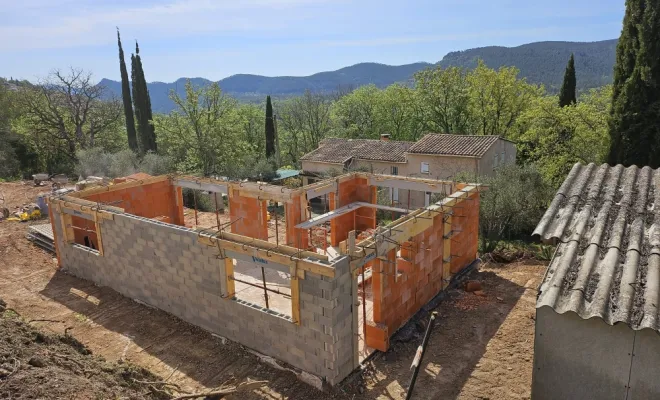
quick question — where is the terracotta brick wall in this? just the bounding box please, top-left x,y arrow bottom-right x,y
72,180 -> 184,247
366,190 -> 479,351
330,177 -> 376,246
367,212 -> 445,351
285,194 -> 309,249
228,189 -> 268,240
450,191 -> 479,273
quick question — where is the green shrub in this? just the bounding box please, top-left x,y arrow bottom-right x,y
477,164 -> 554,250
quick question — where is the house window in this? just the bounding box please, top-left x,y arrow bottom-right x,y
493,153 -> 499,168
421,162 -> 429,174
391,166 -> 398,176
424,192 -> 431,207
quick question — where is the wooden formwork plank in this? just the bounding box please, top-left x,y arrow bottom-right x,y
197,233 -> 334,278
95,220 -> 104,256
442,214 -> 452,288
290,275 -> 301,325
225,257 -> 235,298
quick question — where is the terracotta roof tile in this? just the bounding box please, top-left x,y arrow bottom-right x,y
407,134 -> 501,157
300,138 -> 413,163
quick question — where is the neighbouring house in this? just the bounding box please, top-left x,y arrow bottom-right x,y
300,133 -> 516,209
532,163 -> 660,400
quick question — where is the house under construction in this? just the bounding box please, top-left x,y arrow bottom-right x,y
47,172 -> 480,386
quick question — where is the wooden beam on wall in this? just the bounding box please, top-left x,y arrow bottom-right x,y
197,231 -> 335,278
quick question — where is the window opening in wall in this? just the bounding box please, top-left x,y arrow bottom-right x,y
181,188 -> 228,230
70,215 -> 100,252
230,257 -> 293,319
391,166 -> 398,176
424,192 -> 431,207
421,162 -> 429,174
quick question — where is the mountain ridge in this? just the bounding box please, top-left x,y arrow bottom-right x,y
99,39 -> 617,113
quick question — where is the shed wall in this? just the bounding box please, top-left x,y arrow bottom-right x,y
533,307 -> 660,400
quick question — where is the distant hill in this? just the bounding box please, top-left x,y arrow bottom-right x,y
99,39 -> 617,113
438,39 -> 618,91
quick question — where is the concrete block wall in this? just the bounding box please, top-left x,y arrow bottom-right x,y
51,210 -> 355,385
228,189 -> 268,241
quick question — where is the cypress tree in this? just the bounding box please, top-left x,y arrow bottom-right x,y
265,95 -> 276,158
608,0 -> 660,168
117,29 -> 138,152
558,53 -> 576,107
131,42 -> 157,154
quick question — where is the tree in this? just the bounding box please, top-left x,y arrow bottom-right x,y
514,86 -> 612,186
265,95 -> 276,159
467,61 -> 542,137
277,90 -> 332,165
413,66 -> 473,134
608,0 -> 660,168
332,84 -> 381,138
131,42 -> 157,154
559,54 -> 577,107
14,69 -> 123,169
117,29 -> 138,151
154,80 -> 242,176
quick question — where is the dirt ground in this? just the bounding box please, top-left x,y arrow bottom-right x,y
0,181 -> 546,399
0,311 -> 170,400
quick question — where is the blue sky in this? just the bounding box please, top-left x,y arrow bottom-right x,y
2,0 -> 625,83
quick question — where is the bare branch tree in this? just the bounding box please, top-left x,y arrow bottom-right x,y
16,68 -> 122,160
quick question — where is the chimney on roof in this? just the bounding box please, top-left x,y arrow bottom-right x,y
380,133 -> 390,141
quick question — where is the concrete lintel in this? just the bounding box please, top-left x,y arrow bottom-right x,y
367,175 -> 453,194
295,202 -> 410,229
174,178 -> 229,194
306,181 -> 337,200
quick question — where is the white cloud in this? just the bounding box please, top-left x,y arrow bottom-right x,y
0,0 -> 331,50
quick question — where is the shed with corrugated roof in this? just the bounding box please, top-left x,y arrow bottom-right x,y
531,162 -> 660,400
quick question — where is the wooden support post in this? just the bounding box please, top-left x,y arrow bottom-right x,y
442,214 -> 452,288
290,262 -> 301,325
361,262 -> 367,345
193,190 -> 199,227
62,212 -> 74,244
261,267 -> 270,309
225,257 -> 235,298
214,193 -> 221,230
275,208 -> 279,246
95,220 -> 104,255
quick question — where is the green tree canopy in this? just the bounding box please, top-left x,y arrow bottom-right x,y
608,0 -> 660,168
558,54 -> 577,107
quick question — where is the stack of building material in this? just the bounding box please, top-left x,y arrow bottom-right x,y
26,223 -> 55,253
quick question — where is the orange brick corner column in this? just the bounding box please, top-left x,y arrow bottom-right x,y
330,176 -> 377,246
450,190 -> 479,274
228,189 -> 268,240
284,194 -> 309,249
